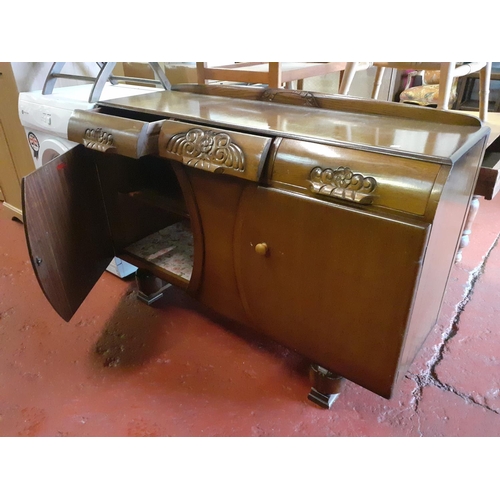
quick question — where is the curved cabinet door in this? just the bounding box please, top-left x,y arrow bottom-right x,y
234,185 -> 430,398
22,145 -> 114,321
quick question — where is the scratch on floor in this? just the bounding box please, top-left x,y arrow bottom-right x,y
407,232 -> 500,419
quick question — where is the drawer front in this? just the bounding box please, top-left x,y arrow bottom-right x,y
158,121 -> 272,182
68,109 -> 165,158
270,138 -> 442,216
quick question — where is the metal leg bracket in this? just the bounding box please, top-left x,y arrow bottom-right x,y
135,269 -> 171,305
308,364 -> 345,409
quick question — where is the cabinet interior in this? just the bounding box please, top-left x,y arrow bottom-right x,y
94,152 -> 194,288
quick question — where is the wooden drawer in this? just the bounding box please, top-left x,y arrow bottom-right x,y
270,138 -> 442,216
158,120 -> 272,182
68,109 -> 165,159
474,135 -> 500,200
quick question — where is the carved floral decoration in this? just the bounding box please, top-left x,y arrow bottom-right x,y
308,166 -> 377,204
83,127 -> 115,152
261,89 -> 319,107
166,128 -> 245,173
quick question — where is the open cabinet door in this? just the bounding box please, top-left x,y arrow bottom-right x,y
22,145 -> 115,321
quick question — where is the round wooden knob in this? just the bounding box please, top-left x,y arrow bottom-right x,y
255,243 -> 269,256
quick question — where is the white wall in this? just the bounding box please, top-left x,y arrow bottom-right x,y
10,62 -> 396,100
11,63 -> 100,92
301,66 -> 394,100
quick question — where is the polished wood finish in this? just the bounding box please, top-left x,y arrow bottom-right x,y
167,85 -> 497,265
21,85 -> 490,401
182,167 -> 250,325
68,109 -> 165,159
172,83 -> 483,128
270,138 -> 442,218
22,145 -> 114,321
233,185 -> 430,397
171,161 -> 205,295
101,89 -> 483,159
158,120 -> 272,182
398,137 -> 486,372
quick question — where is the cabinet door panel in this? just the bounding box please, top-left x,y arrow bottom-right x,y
234,186 -> 430,397
22,145 -> 114,321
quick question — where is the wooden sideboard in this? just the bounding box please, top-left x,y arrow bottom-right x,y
21,85 -> 490,408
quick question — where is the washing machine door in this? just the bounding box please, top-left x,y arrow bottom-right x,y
39,138 -> 73,169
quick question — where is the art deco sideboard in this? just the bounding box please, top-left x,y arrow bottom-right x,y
21,85 -> 490,408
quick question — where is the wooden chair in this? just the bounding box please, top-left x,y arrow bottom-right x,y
455,64 -> 500,113
339,62 -> 492,121
339,62 -> 494,264
196,62 -> 349,90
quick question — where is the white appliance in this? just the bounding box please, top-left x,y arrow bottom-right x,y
18,82 -> 161,278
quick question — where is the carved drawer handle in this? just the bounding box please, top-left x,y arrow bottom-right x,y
165,128 -> 246,173
255,243 -> 269,256
83,127 -> 117,153
308,166 -> 377,205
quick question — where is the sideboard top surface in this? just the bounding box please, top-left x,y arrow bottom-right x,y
98,89 -> 486,162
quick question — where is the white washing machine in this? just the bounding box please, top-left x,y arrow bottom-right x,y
18,82 -> 161,278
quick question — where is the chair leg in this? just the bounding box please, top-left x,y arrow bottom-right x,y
371,66 -> 385,99
269,62 -> 282,89
437,62 -> 455,111
338,62 -> 358,95
479,62 -> 492,122
454,75 -> 469,110
196,62 -> 208,85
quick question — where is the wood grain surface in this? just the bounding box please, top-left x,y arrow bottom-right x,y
22,145 -> 114,321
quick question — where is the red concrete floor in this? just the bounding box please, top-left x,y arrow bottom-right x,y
0,193 -> 500,438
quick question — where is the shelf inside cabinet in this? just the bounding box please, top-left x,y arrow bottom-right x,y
121,220 -> 194,288
126,188 -> 190,218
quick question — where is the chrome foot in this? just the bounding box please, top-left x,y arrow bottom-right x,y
137,290 -> 165,305
308,364 -> 345,409
135,269 -> 170,305
308,388 -> 340,409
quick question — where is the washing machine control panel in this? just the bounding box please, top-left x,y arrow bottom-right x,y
19,100 -> 75,139
41,113 -> 51,126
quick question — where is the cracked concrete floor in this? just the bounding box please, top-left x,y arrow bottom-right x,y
0,190 -> 500,437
